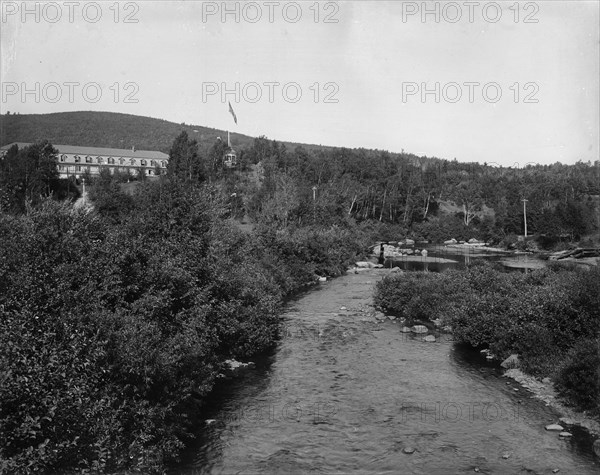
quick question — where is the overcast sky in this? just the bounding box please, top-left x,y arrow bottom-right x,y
1,1 -> 598,166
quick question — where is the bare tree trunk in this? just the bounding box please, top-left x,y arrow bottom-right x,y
423,192 -> 431,220
348,194 -> 357,216
379,188 -> 387,221
403,186 -> 413,224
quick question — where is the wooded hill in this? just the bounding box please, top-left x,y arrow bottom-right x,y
0,111 -> 328,156
2,111 -> 598,246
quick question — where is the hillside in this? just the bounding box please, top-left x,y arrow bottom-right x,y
0,111 -> 332,156
0,111 -> 256,155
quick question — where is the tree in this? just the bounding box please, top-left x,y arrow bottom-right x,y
0,141 -> 59,212
453,179 -> 483,226
167,131 -> 205,182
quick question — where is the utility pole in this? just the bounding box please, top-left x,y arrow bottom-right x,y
522,198 -> 528,238
312,186 -> 317,223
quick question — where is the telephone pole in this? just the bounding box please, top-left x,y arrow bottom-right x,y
522,198 -> 528,238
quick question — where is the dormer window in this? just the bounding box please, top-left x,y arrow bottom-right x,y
60,154 -> 66,162
161,161 -> 166,168
74,156 -> 81,163
97,157 -> 104,164
85,156 -> 92,163
130,158 -> 136,165
141,159 -> 147,166
108,157 -> 115,164
119,158 -> 125,165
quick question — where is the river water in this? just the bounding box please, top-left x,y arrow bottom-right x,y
175,269 -> 599,474
385,245 -> 548,273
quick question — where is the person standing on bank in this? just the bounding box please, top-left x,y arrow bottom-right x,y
378,243 -> 385,265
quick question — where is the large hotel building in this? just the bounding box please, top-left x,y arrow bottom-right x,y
0,143 -> 169,179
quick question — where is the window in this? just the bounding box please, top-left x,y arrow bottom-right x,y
161,161 -> 166,168
74,156 -> 81,163
141,159 -> 147,166
108,157 -> 115,164
119,158 -> 125,165
130,158 -> 136,165
60,154 -> 66,162
97,157 -> 104,164
76,165 -> 81,172
85,156 -> 92,163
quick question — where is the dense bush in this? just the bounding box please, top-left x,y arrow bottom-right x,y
374,262 -> 600,413
374,272 -> 453,321
0,196 -> 229,472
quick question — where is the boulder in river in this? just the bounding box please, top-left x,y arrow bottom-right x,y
402,447 -> 416,454
501,354 -> 521,369
224,359 -> 255,374
545,424 -> 564,431
423,335 -> 436,342
400,326 -> 412,333
593,439 -> 600,458
411,325 -> 428,334
559,432 -> 573,438
356,261 -> 375,268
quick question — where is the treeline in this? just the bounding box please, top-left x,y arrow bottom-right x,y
0,140 -> 367,472
239,136 -> 599,246
374,262 -> 600,415
3,112 -> 598,247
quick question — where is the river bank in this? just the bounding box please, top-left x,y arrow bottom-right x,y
503,369 -> 600,438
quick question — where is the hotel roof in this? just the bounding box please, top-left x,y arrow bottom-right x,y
0,142 -> 169,160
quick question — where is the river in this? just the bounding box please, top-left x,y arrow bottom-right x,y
174,269 -> 599,474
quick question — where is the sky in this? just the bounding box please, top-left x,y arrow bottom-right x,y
1,0 -> 598,166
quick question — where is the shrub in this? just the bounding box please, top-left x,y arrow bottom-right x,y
374,270 -> 464,322
555,339 -> 600,413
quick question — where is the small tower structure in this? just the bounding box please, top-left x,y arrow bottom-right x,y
223,130 -> 237,168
